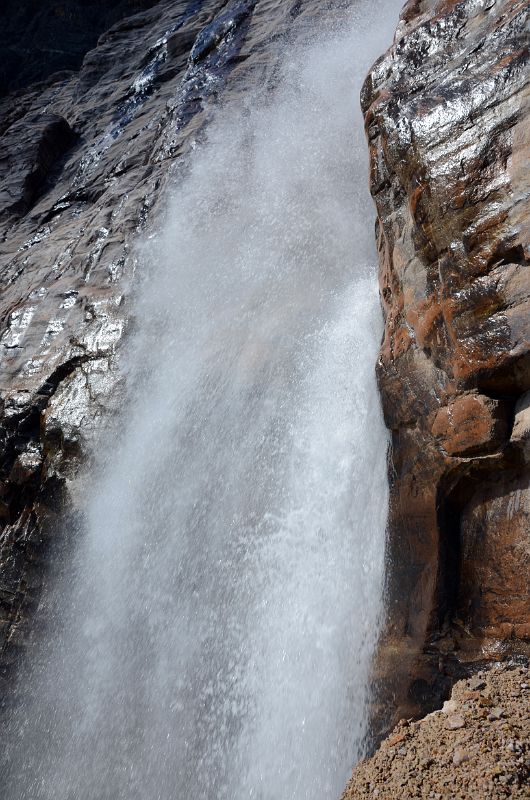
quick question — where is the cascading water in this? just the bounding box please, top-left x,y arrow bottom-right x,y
1,2 -> 402,798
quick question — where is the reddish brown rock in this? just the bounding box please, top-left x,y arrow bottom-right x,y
431,394 -> 508,457
364,0 -> 530,729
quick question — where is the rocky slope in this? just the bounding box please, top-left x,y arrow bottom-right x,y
343,663 -> 530,798
0,0 -> 347,695
362,0 -> 530,727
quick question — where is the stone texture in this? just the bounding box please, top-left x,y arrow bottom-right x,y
512,390 -> 530,458
343,664 -> 530,799
0,0 -> 345,690
0,113 -> 76,218
431,393 -> 508,457
363,0 -> 530,728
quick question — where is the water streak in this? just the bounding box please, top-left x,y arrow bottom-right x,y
1,2 -> 401,798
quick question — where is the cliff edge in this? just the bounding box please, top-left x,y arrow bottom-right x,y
363,0 -> 529,726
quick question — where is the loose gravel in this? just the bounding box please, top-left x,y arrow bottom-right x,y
343,664 -> 529,799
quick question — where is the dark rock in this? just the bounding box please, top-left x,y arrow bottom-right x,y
0,1 -> 162,97
190,0 -> 257,63
0,113 -> 76,218
0,0 -> 352,695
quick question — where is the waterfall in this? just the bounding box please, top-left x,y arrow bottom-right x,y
1,2 -> 401,798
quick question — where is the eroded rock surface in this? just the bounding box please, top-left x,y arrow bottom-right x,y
363,0 -> 530,726
0,0 -> 345,691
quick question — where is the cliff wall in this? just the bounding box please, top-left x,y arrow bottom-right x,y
0,0 -> 528,755
0,0 -> 335,692
363,0 -> 529,724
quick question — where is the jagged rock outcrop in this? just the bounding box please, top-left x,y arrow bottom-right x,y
363,0 -> 529,725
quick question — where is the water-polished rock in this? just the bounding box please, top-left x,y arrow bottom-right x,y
363,0 -> 530,727
0,0 -> 347,686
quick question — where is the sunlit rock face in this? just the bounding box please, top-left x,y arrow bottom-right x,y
363,0 -> 530,725
0,0 -> 345,686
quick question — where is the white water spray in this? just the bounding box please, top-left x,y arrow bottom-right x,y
1,2 -> 401,798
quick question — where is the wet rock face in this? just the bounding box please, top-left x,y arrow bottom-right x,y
0,0 -> 338,686
363,0 -> 529,723
0,113 -> 77,218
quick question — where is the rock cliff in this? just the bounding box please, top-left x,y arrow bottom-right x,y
0,0 -> 341,693
0,1 -> 161,97
0,0 -> 528,762
363,0 -> 529,726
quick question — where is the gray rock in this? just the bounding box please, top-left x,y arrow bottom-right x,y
452,747 -> 470,766
0,0 -> 354,688
445,714 -> 465,730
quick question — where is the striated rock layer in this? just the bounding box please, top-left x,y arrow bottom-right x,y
0,0 -> 350,695
363,0 -> 530,726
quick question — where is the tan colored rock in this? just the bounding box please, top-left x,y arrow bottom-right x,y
453,747 -> 470,766
445,714 -> 465,730
343,665 -> 530,799
441,698 -> 458,714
